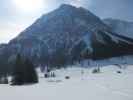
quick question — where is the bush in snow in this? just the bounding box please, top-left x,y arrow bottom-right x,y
117,71 -> 122,74
65,76 -> 70,79
92,67 -> 100,74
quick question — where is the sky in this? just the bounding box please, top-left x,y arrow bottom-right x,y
0,0 -> 133,43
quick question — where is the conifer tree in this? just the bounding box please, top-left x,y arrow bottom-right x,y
24,59 -> 38,83
11,54 -> 25,85
11,54 -> 38,85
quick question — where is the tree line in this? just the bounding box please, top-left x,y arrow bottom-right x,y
0,54 -> 38,85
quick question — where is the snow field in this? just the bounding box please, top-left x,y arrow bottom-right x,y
0,65 -> 133,100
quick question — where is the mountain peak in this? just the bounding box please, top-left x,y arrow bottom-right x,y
17,3 -> 106,38
59,4 -> 77,9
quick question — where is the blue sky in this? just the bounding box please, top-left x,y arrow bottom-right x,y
0,0 -> 133,43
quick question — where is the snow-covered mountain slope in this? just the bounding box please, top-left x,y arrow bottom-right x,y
11,4 -> 108,54
18,4 -> 107,37
103,18 -> 133,38
1,65 -> 133,100
1,4 -> 133,67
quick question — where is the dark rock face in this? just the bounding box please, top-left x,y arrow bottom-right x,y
1,4 -> 133,67
91,30 -> 133,59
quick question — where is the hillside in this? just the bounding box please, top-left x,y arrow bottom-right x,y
0,4 -> 133,69
103,18 -> 133,38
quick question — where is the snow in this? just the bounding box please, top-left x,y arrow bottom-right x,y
1,65 -> 133,100
82,33 -> 93,52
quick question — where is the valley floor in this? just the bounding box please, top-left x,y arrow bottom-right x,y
0,65 -> 133,100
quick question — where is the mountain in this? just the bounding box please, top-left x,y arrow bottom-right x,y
0,44 -> 6,54
103,18 -> 133,38
1,4 -> 133,68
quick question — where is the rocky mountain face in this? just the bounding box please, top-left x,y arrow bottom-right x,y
103,18 -> 133,38
1,4 -> 133,67
0,44 -> 6,54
